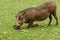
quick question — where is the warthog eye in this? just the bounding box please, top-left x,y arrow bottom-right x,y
19,18 -> 20,20
18,16 -> 21,20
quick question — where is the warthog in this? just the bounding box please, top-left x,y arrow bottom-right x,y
13,1 -> 58,29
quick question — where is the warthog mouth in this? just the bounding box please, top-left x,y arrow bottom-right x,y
13,23 -> 21,29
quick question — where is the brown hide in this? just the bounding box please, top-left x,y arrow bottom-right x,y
13,1 -> 58,29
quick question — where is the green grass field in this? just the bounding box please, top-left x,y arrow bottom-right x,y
0,0 -> 60,40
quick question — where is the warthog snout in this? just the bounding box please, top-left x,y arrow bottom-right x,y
13,18 -> 25,29
13,23 -> 20,29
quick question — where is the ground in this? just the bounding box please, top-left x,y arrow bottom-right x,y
0,0 -> 60,40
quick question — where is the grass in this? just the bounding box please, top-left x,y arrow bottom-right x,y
0,0 -> 60,40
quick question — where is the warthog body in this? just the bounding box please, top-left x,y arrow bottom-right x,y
13,1 -> 58,29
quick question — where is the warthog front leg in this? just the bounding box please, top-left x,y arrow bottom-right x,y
28,21 -> 34,28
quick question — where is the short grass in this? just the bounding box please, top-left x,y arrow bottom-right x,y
0,0 -> 60,40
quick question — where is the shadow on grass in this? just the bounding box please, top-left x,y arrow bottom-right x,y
15,23 -> 59,30
21,24 -> 49,29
